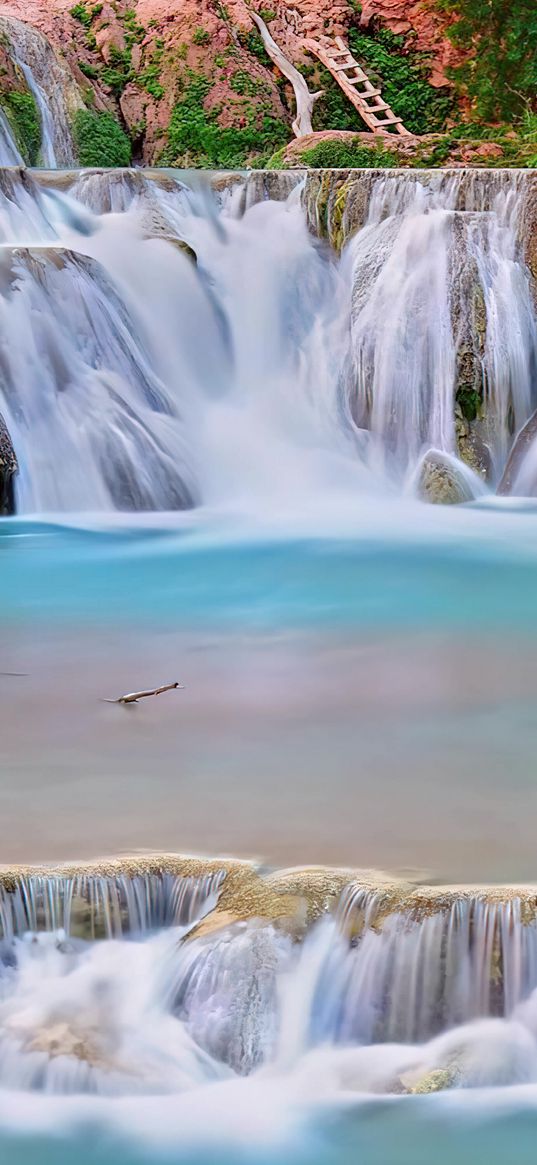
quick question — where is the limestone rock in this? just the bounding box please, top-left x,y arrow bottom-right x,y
416,449 -> 477,505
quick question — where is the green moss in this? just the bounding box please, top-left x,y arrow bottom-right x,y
299,137 -> 397,169
456,387 -> 482,423
161,71 -> 288,168
73,108 -> 132,167
192,27 -> 210,46
0,91 -> 41,165
258,8 -> 276,21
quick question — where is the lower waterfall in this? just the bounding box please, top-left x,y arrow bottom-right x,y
0,166 -> 537,513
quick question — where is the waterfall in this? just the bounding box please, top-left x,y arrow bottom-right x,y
2,867 -> 537,1097
0,17 -> 80,167
0,167 -> 536,512
0,108 -> 22,166
0,869 -> 226,940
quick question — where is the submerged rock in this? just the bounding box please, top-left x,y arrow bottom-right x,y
416,449 -> 478,505
497,408 -> 537,496
0,411 -> 17,514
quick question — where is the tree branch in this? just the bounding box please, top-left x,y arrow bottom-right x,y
249,10 -> 323,138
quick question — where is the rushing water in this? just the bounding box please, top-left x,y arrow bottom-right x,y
2,165 -> 537,1163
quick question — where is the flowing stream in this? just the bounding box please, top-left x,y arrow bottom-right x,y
2,166 -> 537,1165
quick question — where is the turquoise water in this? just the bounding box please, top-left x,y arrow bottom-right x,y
3,500 -> 537,631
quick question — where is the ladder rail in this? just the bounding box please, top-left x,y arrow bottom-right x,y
303,36 -> 412,138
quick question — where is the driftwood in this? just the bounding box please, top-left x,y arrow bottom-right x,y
103,682 -> 184,705
249,10 -> 323,137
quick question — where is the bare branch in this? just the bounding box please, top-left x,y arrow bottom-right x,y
102,682 -> 185,705
249,9 -> 323,138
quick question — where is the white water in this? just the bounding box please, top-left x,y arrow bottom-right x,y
3,882 -> 537,1123
0,17 -> 78,168
0,108 -> 22,166
0,167 -> 536,515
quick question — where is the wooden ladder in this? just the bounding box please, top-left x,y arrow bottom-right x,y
302,35 -> 412,137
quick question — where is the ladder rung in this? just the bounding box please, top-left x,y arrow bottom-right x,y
362,99 -> 390,112
371,114 -> 403,127
347,81 -> 381,95
332,59 -> 356,70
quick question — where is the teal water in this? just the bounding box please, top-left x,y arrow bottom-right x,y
2,500 -> 537,630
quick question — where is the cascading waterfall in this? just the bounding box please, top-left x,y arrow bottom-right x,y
0,17 -> 80,168
0,166 -> 536,515
3,870 -> 537,1099
0,108 -> 22,166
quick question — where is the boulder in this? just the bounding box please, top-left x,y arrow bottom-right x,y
415,449 -> 478,505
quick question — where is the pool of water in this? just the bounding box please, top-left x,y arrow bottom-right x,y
1,498 -> 537,880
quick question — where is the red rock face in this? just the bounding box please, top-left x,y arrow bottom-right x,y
0,0 -> 462,164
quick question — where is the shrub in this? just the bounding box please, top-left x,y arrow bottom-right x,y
192,28 -> 210,46
437,0 -> 537,122
73,109 -> 132,167
299,137 -> 398,168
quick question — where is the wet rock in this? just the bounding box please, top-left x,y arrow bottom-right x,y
403,1066 -> 457,1094
455,405 -> 492,480
0,410 -> 17,514
497,408 -> 537,496
416,449 -> 476,505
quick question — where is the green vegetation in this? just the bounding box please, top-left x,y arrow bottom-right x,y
73,109 -> 131,167
237,30 -> 271,64
438,0 -> 537,123
456,387 -> 482,424
295,137 -> 398,169
160,72 -> 288,168
348,26 -> 453,135
70,3 -> 102,27
230,70 -> 268,97
313,69 -> 362,134
1,91 -> 40,165
79,60 -> 99,80
192,28 -> 210,47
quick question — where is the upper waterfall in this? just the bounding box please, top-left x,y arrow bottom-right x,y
0,166 -> 537,514
0,16 -> 81,167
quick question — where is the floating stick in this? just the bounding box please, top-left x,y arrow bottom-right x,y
102,682 -> 184,705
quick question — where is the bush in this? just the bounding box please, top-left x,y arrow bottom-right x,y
1,91 -> 41,164
438,0 -> 537,122
73,109 -> 132,167
192,27 -> 210,46
299,137 -> 398,168
70,3 -> 102,27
